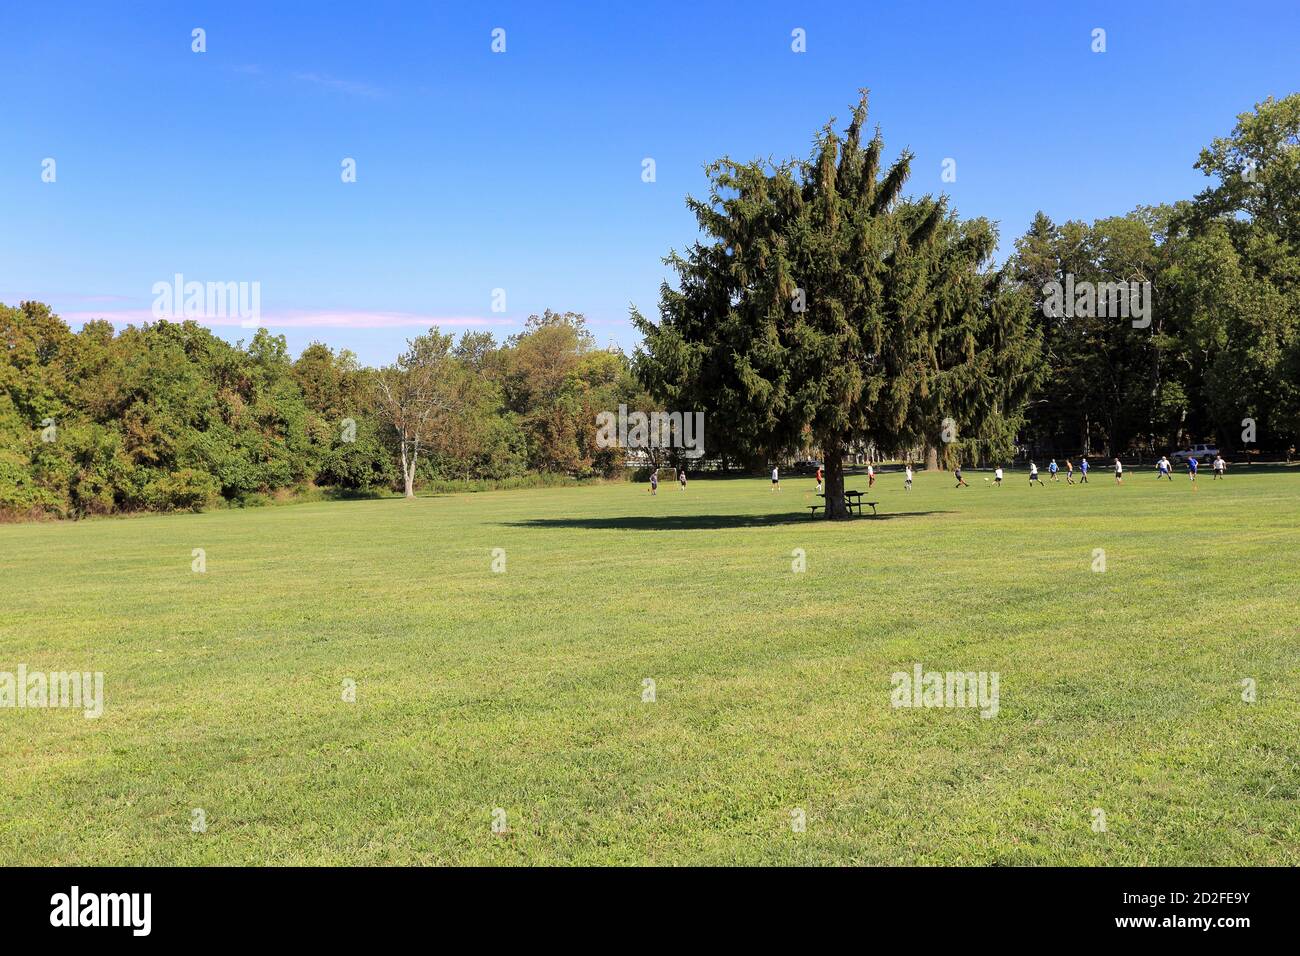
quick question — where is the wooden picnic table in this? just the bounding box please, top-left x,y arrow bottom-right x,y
810,490 -> 879,517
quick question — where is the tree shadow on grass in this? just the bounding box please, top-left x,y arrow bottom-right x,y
504,511 -> 952,531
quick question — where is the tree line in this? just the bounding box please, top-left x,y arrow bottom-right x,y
632,92 -> 1299,513
0,307 -> 644,518
3,92 -> 1296,519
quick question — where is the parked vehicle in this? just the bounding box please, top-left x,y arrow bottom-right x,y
1169,443 -> 1219,465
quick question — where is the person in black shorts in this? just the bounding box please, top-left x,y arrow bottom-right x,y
954,464 -> 968,488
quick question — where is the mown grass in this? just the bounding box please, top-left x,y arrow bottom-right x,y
1,466 -> 1297,865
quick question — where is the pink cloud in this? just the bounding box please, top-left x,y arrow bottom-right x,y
58,309 -> 514,330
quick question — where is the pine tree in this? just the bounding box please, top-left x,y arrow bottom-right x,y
634,92 -> 1041,516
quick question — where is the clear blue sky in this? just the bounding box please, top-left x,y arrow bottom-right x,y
2,1 -> 1297,365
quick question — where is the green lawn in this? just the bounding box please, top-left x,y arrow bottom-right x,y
1,466 -> 1297,865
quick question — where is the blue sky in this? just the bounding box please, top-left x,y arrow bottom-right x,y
2,1 -> 1297,365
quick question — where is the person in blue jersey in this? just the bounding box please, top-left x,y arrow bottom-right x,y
1079,457 -> 1090,483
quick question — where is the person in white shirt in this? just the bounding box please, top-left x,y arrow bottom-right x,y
771,465 -> 780,491
1029,462 -> 1043,486
994,466 -> 1004,487
1114,458 -> 1124,484
1213,455 -> 1226,479
904,464 -> 913,491
867,462 -> 876,488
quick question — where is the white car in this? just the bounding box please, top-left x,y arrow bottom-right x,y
1169,443 -> 1219,465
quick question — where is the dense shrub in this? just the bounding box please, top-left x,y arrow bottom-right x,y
0,305 -> 645,519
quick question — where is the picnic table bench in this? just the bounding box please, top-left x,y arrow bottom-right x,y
808,490 -> 880,517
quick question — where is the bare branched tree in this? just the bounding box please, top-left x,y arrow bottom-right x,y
375,329 -> 458,498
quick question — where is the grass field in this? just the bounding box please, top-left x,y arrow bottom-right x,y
2,466 -> 1298,865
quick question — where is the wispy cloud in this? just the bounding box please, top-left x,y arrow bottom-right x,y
225,64 -> 383,97
57,309 -> 512,330
1,292 -> 134,304
291,71 -> 384,98
258,310 -> 507,329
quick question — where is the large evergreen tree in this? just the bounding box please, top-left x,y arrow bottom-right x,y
633,92 -> 1041,516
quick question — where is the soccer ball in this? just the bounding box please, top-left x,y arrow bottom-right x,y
983,477 -> 990,482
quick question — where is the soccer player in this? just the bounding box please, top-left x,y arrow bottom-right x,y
1188,455 -> 1199,485
1213,455 -> 1226,480
650,468 -> 658,496
771,465 -> 780,492
678,468 -> 687,491
867,462 -> 876,488
1156,456 -> 1173,481
1065,459 -> 1075,484
815,464 -> 823,494
1079,456 -> 1090,483
954,463 -> 968,488
905,464 -> 913,491
1048,459 -> 1059,482
1029,461 -> 1043,486
994,466 -> 1004,487
1114,458 -> 1124,484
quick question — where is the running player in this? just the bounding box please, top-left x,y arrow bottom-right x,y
1079,456 -> 1090,483
994,466 -> 1004,487
1048,459 -> 1059,482
1065,459 -> 1075,484
954,463 -> 968,488
1029,461 -> 1043,486
1213,455 -> 1226,480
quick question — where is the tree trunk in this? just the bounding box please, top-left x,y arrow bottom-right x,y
925,444 -> 939,471
401,443 -> 417,498
821,443 -> 850,519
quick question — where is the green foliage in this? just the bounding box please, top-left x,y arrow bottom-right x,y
5,93 -> 1297,519
634,92 -> 1042,507
0,303 -> 638,519
1012,93 -> 1300,456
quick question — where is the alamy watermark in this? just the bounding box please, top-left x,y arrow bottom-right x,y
1,665 -> 104,719
152,273 -> 261,328
50,886 -> 151,936
1043,275 -> 1151,329
891,663 -> 999,719
595,404 -> 705,458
